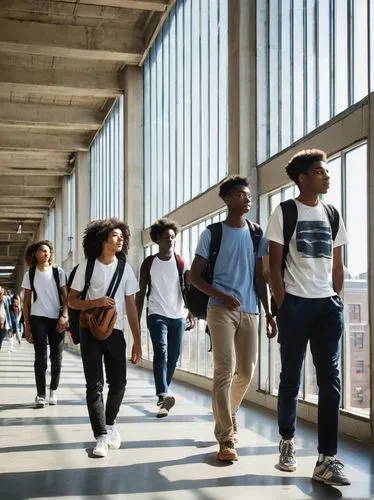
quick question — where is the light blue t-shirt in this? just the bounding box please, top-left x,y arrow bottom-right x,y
195,222 -> 267,314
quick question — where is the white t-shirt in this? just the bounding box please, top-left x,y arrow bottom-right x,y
22,266 -> 67,319
71,258 -> 139,331
265,200 -> 348,298
147,255 -> 189,319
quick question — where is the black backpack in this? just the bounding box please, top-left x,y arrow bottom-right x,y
29,265 -> 63,311
185,220 -> 263,321
67,259 -> 95,344
270,199 -> 340,315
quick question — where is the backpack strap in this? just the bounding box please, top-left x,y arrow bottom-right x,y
107,258 -> 126,298
29,266 -> 37,301
280,199 -> 298,271
207,222 -> 223,274
321,202 -> 340,241
81,258 -> 95,300
246,220 -> 263,255
52,266 -> 63,307
143,254 -> 156,300
174,253 -> 185,293
67,265 -> 79,291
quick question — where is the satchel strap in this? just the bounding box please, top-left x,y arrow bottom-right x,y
106,258 -> 126,298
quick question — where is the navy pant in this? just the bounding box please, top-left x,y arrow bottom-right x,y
147,314 -> 185,397
0,328 -> 7,350
80,328 -> 127,438
30,316 -> 65,396
277,293 -> 344,456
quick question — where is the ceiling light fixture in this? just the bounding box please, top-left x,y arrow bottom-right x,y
16,222 -> 22,234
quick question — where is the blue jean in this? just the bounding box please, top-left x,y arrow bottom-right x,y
277,293 -> 344,456
147,314 -> 185,396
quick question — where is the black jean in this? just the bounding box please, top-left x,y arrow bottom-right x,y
277,293 -> 344,456
30,316 -> 65,396
80,328 -> 127,438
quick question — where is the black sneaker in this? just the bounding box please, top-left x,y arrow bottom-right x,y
157,395 -> 175,418
156,396 -> 164,407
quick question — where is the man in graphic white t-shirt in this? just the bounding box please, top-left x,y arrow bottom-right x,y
69,218 -> 142,458
266,149 -> 350,486
136,218 -> 195,418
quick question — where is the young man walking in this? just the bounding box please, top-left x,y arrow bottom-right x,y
69,218 -> 142,457
266,149 -> 350,485
0,286 -> 11,351
190,176 -> 276,462
136,218 -> 195,417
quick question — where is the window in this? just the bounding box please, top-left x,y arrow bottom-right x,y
356,360 -> 364,374
355,387 -> 364,402
256,0 -> 372,163
353,332 -> 364,349
349,304 -> 361,323
90,97 -> 124,219
143,0 -> 228,226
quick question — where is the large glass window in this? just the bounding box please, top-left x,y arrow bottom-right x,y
143,0 -> 228,227
259,143 -> 370,417
90,97 -> 124,220
257,0 -> 372,163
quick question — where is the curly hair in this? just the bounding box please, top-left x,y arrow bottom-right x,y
218,175 -> 250,200
25,240 -> 53,267
150,218 -> 180,243
286,149 -> 327,185
82,218 -> 130,260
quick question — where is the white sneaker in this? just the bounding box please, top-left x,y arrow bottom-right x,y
93,435 -> 108,457
35,396 -> 46,408
107,425 -> 121,449
49,390 -> 57,405
313,457 -> 350,486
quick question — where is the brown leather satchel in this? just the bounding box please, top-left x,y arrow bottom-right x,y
80,258 -> 125,341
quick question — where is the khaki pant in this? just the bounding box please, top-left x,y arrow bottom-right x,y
207,306 -> 258,443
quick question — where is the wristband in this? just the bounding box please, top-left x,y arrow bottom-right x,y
61,315 -> 67,319
265,313 -> 274,320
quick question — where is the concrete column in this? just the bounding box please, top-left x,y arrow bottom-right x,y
368,93 -> 374,441
61,177 -> 70,266
228,0 -> 258,217
122,66 -> 144,273
35,216 -> 46,241
54,191 -> 63,266
75,151 -> 91,264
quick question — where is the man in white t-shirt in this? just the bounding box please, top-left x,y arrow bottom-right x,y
136,218 -> 195,418
69,218 -> 142,458
266,149 -> 350,486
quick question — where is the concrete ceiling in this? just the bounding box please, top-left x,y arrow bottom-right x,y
0,0 -> 174,289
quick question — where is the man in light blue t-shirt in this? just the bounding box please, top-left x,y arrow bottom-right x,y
191,175 -> 277,462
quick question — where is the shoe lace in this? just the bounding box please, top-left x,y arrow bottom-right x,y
281,440 -> 295,459
223,440 -> 235,450
326,459 -> 344,475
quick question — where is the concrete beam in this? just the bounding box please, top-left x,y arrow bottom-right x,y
0,176 -> 62,188
0,103 -> 104,131
0,187 -> 58,198
0,197 -> 51,207
57,0 -> 169,11
0,66 -> 121,98
0,169 -> 70,176
0,19 -> 143,63
0,131 -> 88,152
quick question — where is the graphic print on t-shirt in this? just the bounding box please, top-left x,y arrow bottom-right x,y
296,221 -> 332,259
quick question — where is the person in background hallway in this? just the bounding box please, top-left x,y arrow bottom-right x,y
191,176 -> 277,462
22,241 -> 68,408
9,294 -> 23,351
69,218 -> 142,458
0,286 -> 11,351
266,149 -> 350,486
136,218 -> 195,418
